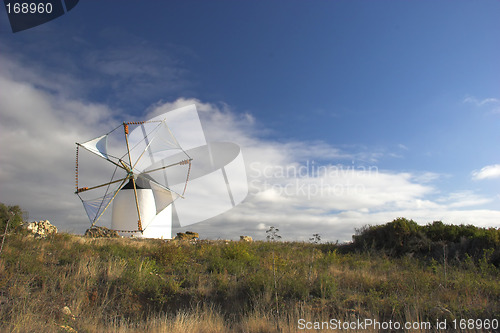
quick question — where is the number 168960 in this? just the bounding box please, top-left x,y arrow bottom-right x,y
6,2 -> 53,14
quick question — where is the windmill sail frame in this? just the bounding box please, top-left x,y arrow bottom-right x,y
75,118 -> 192,234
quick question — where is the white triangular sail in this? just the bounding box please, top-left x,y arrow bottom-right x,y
82,191 -> 116,224
81,135 -> 109,160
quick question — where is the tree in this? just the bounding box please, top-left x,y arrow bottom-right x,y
309,233 -> 321,244
0,203 -> 24,234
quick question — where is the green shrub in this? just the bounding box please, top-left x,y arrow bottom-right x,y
0,202 -> 24,233
311,272 -> 337,299
350,218 -> 500,267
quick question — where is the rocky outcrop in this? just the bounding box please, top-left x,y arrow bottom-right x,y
240,236 -> 253,242
175,231 -> 199,240
24,220 -> 58,238
85,226 -> 119,238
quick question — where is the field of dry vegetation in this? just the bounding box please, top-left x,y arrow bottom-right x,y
0,217 -> 499,332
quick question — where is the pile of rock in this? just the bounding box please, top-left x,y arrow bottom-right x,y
23,220 -> 58,238
85,226 -> 119,238
175,231 -> 199,240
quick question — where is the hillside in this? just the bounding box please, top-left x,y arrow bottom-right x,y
0,218 -> 499,332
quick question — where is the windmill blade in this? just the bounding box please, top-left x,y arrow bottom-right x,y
127,120 -> 184,173
82,192 -> 115,225
77,124 -> 132,171
128,105 -> 206,172
80,135 -> 109,159
78,176 -> 128,226
76,135 -> 130,226
135,173 -> 181,214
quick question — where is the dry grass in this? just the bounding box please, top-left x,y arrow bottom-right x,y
0,232 -> 498,332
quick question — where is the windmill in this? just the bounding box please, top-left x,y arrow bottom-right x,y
75,104 -> 249,239
75,108 -> 192,239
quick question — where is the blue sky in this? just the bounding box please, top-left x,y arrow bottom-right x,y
0,1 -> 499,241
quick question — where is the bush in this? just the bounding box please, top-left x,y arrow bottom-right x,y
0,202 -> 24,233
350,218 -> 500,267
352,217 -> 426,256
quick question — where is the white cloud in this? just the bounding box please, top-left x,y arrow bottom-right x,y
437,191 -> 494,208
472,164 -> 500,180
463,96 -> 500,106
1,53 -> 499,241
413,172 -> 442,183
0,69 -> 119,231
398,143 -> 409,150
142,99 -> 500,241
463,96 -> 500,114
